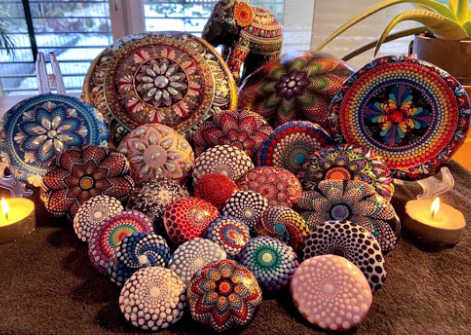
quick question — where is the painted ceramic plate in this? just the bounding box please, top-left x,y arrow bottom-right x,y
0,94 -> 108,186
329,55 -> 471,180
83,32 -> 237,145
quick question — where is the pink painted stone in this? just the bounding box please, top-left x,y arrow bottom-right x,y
290,255 -> 372,331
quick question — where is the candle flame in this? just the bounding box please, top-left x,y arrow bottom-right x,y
1,198 -> 8,220
430,197 -> 440,218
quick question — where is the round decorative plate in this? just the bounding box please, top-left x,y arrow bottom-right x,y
257,120 -> 333,174
299,144 -> 394,201
83,32 -> 237,145
329,55 -> 471,180
0,93 -> 108,186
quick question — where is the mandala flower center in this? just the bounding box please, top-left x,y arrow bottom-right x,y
150,286 -> 161,297
93,210 -> 103,219
79,176 -> 95,191
216,279 -> 233,296
323,282 -> 335,294
390,109 -> 404,123
138,254 -> 149,265
275,70 -> 309,99
325,167 -> 351,180
244,208 -> 254,219
274,222 -> 286,233
154,75 -> 169,89
330,204 -> 350,221
47,129 -> 58,138
143,144 -> 168,168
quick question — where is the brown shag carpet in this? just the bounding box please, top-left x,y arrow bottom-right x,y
0,161 -> 470,335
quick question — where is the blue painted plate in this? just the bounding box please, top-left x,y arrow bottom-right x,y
1,94 -> 109,186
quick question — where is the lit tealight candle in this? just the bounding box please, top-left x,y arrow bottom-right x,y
405,197 -> 466,247
0,197 -> 36,244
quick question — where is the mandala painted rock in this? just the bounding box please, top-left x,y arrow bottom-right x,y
221,191 -> 269,232
238,166 -> 302,207
303,220 -> 386,291
239,52 -> 352,128
187,259 -> 262,332
205,216 -> 250,257
194,173 -> 239,209
83,32 -> 237,145
127,178 -> 189,223
238,236 -> 298,292
168,238 -> 226,286
164,197 -> 219,245
300,144 -> 394,201
291,255 -> 372,331
73,195 -> 124,242
297,180 -> 401,253
329,55 -> 471,180
119,266 -> 186,331
192,145 -> 254,183
88,210 -> 154,275
118,123 -> 194,183
0,93 -> 108,186
109,232 -> 171,287
192,109 -> 272,159
257,206 -> 309,252
257,120 -> 333,174
41,145 -> 135,218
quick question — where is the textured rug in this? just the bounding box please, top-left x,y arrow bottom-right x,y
0,161 -> 470,335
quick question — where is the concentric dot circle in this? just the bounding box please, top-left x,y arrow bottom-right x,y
119,266 -> 186,331
239,236 -> 298,292
290,255 -> 372,331
73,195 -> 124,242
205,216 -> 250,257
221,191 -> 269,232
168,237 -> 226,285
303,220 -> 386,291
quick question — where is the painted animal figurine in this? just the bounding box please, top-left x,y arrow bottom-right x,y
202,0 -> 282,83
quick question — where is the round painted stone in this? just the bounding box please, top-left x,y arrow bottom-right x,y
290,255 -> 372,331
257,206 -> 309,252
299,144 -> 394,201
168,238 -> 226,286
303,220 -> 386,291
192,109 -> 273,159
163,197 -> 219,245
238,166 -> 302,207
0,93 -> 108,186
298,179 -> 401,253
238,236 -> 298,292
73,195 -> 124,242
187,259 -> 262,332
239,51 -> 352,129
127,178 -> 189,221
192,145 -> 254,183
329,55 -> 471,180
41,145 -> 135,218
194,173 -> 239,209
221,191 -> 269,232
257,120 -> 333,174
88,210 -> 154,275
119,266 -> 186,331
118,123 -> 194,183
109,232 -> 170,286
205,216 -> 250,257
83,32 -> 237,145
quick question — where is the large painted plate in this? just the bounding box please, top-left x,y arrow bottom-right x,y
0,94 -> 108,186
82,32 -> 237,145
329,55 -> 471,180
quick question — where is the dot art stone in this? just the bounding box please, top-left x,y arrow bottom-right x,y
187,259 -> 262,332
109,232 -> 171,287
257,206 -> 309,252
168,237 -> 227,286
163,197 -> 219,245
119,266 -> 186,331
221,191 -> 269,232
290,255 -> 372,331
88,210 -> 154,275
194,173 -> 239,209
238,236 -> 298,292
73,195 -> 124,242
192,145 -> 254,183
303,220 -> 386,291
118,123 -> 194,184
205,216 -> 250,257
238,166 -> 302,207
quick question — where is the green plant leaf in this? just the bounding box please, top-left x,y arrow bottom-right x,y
316,0 -> 456,51
374,8 -> 467,56
457,0 -> 469,22
462,20 -> 471,35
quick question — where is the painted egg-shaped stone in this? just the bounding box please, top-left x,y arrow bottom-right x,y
205,216 -> 250,257
194,173 -> 239,209
221,191 -> 269,232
